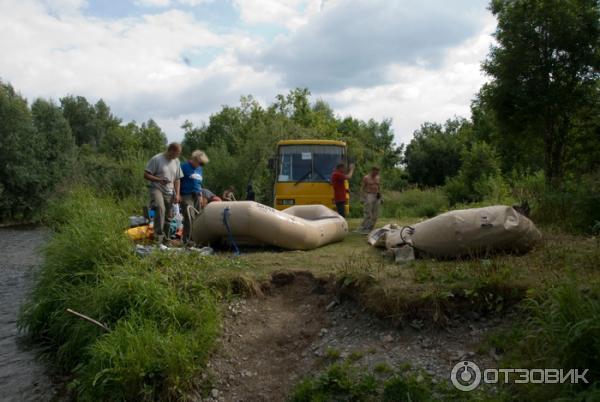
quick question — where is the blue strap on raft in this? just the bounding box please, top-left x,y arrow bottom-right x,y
222,207 -> 240,256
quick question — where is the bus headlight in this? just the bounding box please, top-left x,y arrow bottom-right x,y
278,199 -> 295,205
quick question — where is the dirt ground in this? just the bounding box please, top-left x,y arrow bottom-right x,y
200,271 -> 509,402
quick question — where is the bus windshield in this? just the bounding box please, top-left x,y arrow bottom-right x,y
277,144 -> 345,183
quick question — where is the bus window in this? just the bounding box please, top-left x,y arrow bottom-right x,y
278,144 -> 344,183
313,147 -> 343,181
279,150 -> 311,182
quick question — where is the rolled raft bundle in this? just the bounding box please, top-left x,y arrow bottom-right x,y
381,205 -> 542,259
191,201 -> 348,250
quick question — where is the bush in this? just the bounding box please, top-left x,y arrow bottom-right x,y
512,170 -> 600,233
75,148 -> 148,200
444,142 -> 510,205
19,188 -> 220,400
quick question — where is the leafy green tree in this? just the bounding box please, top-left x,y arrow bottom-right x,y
471,93 -> 545,175
31,98 -> 75,187
98,123 -> 140,160
0,82 -> 37,219
181,90 -> 402,202
181,120 -> 208,157
483,0 -> 600,183
347,119 -> 401,190
444,141 -> 508,205
136,119 -> 167,157
60,96 -> 120,148
0,84 -> 76,221
403,119 -> 468,186
565,82 -> 600,175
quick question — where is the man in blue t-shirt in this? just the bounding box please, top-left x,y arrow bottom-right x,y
180,150 -> 209,243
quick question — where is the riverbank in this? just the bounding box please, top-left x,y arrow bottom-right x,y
0,226 -> 61,401
18,188 -> 600,401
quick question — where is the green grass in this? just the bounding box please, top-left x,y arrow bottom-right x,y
349,188 -> 450,220
289,356 -> 473,402
382,188 -> 449,218
481,280 -> 600,401
19,188 -> 241,400
238,218 -> 598,325
238,216 -> 600,400
20,186 -> 600,400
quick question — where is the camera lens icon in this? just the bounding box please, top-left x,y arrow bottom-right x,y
451,361 -> 482,391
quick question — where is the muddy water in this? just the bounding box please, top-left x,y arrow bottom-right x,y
0,227 -> 60,401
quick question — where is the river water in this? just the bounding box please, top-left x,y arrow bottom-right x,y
0,227 -> 60,401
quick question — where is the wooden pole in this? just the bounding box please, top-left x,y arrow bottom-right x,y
66,308 -> 110,332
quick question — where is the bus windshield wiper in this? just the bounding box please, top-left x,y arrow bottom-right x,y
294,171 -> 312,186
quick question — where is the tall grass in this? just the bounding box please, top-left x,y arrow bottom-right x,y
382,188 -> 449,218
511,170 -> 600,234
350,188 -> 449,219
19,188 -> 223,400
74,150 -> 149,201
484,280 -> 600,401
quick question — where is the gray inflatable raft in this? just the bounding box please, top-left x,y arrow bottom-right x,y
369,205 -> 542,259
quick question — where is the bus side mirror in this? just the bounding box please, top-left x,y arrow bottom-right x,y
268,158 -> 275,169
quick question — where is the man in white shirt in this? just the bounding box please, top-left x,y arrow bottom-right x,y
144,143 -> 184,244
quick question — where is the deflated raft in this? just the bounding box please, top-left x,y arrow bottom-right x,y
191,201 -> 348,250
369,205 -> 542,260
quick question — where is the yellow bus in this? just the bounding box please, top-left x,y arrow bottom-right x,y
273,139 -> 349,215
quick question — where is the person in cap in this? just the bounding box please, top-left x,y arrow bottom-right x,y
180,150 -> 209,243
144,143 -> 184,244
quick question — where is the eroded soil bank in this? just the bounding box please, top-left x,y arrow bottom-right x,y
0,227 -> 60,402
202,271 -> 510,401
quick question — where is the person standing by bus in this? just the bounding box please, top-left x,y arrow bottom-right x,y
330,163 -> 355,217
358,167 -> 381,233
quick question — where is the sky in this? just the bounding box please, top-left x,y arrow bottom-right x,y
0,0 -> 496,146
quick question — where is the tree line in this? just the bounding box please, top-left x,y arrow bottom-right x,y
0,83 -> 168,222
1,0 -> 598,231
402,0 -> 599,231
0,84 -> 404,222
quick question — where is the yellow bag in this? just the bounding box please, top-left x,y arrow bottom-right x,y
126,225 -> 153,241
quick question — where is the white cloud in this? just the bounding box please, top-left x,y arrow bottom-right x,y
135,0 -> 171,7
233,0 -> 323,30
177,0 -> 214,5
135,0 -> 213,7
0,0 -> 496,143
245,0 -> 490,92
322,15 -> 496,146
42,0 -> 88,15
0,0 -> 279,138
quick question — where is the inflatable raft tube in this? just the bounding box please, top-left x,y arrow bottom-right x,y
191,201 -> 348,250
385,205 -> 541,258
